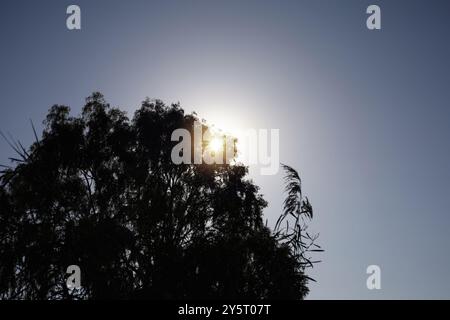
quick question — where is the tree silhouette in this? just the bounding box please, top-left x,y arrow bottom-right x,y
0,93 -> 320,300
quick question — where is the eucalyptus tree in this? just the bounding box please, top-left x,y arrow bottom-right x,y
0,93 -> 320,299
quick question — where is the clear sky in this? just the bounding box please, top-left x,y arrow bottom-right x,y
1,0 -> 450,299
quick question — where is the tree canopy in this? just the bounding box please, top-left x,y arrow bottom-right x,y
0,93 -> 320,299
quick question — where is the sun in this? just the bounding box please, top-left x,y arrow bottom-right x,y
208,137 -> 223,153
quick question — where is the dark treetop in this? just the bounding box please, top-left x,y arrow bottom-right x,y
0,93 -> 319,299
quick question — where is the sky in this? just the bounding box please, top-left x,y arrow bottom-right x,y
1,0 -> 450,299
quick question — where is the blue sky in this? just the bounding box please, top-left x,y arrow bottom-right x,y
1,0 -> 450,299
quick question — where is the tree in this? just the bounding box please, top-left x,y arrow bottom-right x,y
0,93 -> 320,299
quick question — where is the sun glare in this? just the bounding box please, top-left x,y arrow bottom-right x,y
208,137 -> 223,153
199,110 -> 251,164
